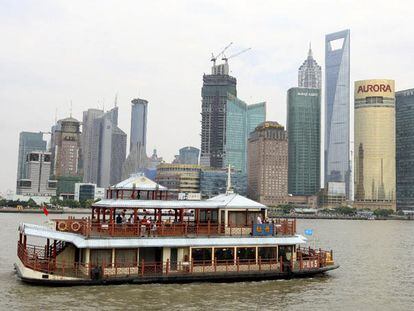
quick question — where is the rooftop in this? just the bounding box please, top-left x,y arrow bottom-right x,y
111,173 -> 167,191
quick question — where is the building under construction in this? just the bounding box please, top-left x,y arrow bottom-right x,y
200,44 -> 252,169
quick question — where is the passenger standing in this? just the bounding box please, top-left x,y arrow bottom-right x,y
257,215 -> 262,224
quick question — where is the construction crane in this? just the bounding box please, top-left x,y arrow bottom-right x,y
211,42 -> 233,66
222,47 -> 252,63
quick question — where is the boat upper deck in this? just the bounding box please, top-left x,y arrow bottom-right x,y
52,193 -> 297,238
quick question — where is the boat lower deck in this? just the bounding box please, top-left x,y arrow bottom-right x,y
15,262 -> 339,286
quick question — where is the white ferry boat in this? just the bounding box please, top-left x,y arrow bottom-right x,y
15,174 -> 338,285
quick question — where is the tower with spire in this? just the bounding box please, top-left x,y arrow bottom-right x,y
298,43 -> 322,89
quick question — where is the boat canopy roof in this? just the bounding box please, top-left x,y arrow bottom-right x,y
110,173 -> 167,191
19,223 -> 306,249
93,193 -> 267,210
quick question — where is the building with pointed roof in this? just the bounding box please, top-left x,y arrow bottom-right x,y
298,44 -> 322,89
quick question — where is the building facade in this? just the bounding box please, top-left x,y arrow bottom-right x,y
325,29 -> 351,198
156,164 -> 201,193
225,95 -> 266,173
16,151 -> 57,197
51,117 -> 82,177
82,108 -> 105,183
287,88 -> 321,195
178,146 -> 200,165
16,132 -> 47,183
200,65 -> 237,168
247,122 -> 288,206
298,45 -> 322,89
354,79 -> 396,210
74,183 -> 105,202
82,107 -> 127,188
396,89 -> 414,211
130,98 -> 148,153
200,168 -> 247,198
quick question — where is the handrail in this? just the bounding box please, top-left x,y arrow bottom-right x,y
17,241 -> 332,279
54,218 -> 297,237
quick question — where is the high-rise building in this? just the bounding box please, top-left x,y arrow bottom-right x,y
247,122 -> 288,206
200,64 -> 237,168
298,44 -> 322,88
82,108 -> 104,183
287,88 -> 321,195
16,151 -> 57,196
82,107 -> 126,188
16,132 -> 47,183
122,99 -> 149,178
156,164 -> 201,193
396,88 -> 414,211
200,168 -> 247,198
325,29 -> 351,198
225,95 -> 266,173
51,117 -> 82,177
130,98 -> 148,153
354,80 -> 395,210
177,146 -> 200,165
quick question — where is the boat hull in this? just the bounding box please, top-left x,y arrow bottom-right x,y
15,262 -> 339,286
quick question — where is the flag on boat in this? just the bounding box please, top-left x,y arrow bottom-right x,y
43,206 -> 49,216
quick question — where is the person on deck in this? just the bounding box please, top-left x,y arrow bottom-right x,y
116,214 -> 122,224
257,215 -> 262,224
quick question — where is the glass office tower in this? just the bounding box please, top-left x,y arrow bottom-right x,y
396,88 -> 414,211
287,88 -> 321,195
224,95 -> 266,173
325,29 -> 351,198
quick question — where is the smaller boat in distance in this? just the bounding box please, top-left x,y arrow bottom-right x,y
15,174 -> 339,286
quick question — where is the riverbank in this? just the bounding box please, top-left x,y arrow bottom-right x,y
268,213 -> 414,221
0,207 -> 90,214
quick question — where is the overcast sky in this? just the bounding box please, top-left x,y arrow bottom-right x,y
0,0 -> 413,194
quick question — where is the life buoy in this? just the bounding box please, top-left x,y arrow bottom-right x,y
58,221 -> 67,231
71,222 -> 81,232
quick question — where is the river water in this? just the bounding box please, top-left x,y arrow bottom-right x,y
0,213 -> 413,310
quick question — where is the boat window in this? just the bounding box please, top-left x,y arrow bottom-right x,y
191,248 -> 212,264
258,247 -> 277,260
199,210 -> 218,223
214,248 -> 234,263
90,249 -> 112,267
228,211 -> 246,226
115,249 -> 137,266
236,247 -> 256,261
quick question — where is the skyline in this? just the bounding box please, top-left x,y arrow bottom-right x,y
1,0 -> 414,193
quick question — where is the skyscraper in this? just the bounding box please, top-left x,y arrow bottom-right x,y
16,132 -> 47,183
122,98 -> 149,178
354,79 -> 395,210
200,63 -> 237,168
51,117 -> 82,177
287,88 -> 321,195
325,29 -> 351,198
178,146 -> 200,165
247,121 -> 288,206
130,98 -> 148,153
298,44 -> 322,88
395,88 -> 414,211
16,151 -> 57,196
82,107 -> 127,187
82,108 -> 104,183
224,95 -> 266,173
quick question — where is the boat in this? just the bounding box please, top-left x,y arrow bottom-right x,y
14,174 -> 339,286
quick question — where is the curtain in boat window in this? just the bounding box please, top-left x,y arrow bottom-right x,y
90,249 -> 112,267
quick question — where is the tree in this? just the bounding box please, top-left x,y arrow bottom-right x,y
373,209 -> 394,218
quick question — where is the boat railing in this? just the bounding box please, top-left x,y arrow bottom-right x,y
17,242 -> 333,279
53,218 -> 297,237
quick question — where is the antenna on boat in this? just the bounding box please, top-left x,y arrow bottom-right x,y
226,164 -> 234,194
